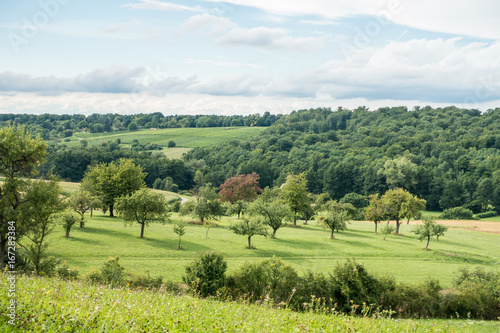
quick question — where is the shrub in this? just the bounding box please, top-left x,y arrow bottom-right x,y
440,207 -> 473,219
227,256 -> 299,305
127,272 -> 163,289
57,261 -> 79,280
183,252 -> 227,297
85,257 -> 125,286
473,211 -> 498,219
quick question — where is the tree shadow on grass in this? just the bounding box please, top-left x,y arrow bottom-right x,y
272,237 -> 331,250
142,237 -> 212,252
61,236 -> 101,245
76,227 -> 132,238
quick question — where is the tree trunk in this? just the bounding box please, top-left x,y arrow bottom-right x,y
425,236 -> 430,249
140,222 -> 145,238
205,226 -> 210,238
178,236 -> 181,250
330,229 -> 335,239
248,236 -> 252,248
109,204 -> 114,217
395,218 -> 401,234
304,218 -> 308,225
90,206 -> 93,217
407,218 -> 410,224
79,217 -> 85,228
65,227 -> 71,238
272,229 -> 277,238
0,234 -> 6,269
374,221 -> 378,234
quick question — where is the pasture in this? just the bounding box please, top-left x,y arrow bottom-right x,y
44,212 -> 500,288
63,126 -> 264,151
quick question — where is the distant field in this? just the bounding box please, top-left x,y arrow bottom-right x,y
43,214 -> 500,288
62,127 -> 264,150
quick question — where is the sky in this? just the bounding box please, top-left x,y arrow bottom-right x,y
1,0 -> 500,115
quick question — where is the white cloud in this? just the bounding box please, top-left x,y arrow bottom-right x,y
123,0 -> 203,12
176,13 -> 236,36
216,26 -> 325,52
203,0 -> 500,39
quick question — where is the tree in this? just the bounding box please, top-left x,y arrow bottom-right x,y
218,172 -> 262,218
230,217 -> 268,249
413,217 -> 448,249
378,156 -> 418,190
380,224 -> 396,240
69,188 -> 93,228
183,252 -> 227,297
115,188 -> 170,238
173,221 -> 185,250
364,194 -> 385,234
60,211 -> 78,238
191,185 -> 223,224
318,206 -> 350,239
381,188 -> 425,234
280,172 -> 312,225
247,187 -> 291,238
167,140 -> 176,148
0,125 -> 47,266
83,159 -> 146,217
18,180 -> 63,272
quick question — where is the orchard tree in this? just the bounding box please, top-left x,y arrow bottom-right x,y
218,172 -> 262,218
115,188 -> 170,238
230,217 -> 268,249
381,188 -> 426,234
69,187 -> 94,228
18,180 -> 64,272
364,194 -> 385,234
280,172 -> 312,225
173,220 -> 185,250
59,211 -> 78,238
247,187 -> 291,238
317,200 -> 353,239
83,159 -> 145,217
190,185 -> 223,224
0,125 -> 47,266
413,217 -> 448,250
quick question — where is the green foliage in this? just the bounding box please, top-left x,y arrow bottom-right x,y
190,185 -> 223,223
173,220 -> 186,250
85,257 -> 125,286
229,217 -> 268,248
127,272 -> 163,289
413,217 -> 448,249
183,252 -> 227,297
440,207 -> 474,219
280,172 -> 312,225
474,211 -> 498,219
380,188 -> 426,234
59,210 -> 79,238
317,201 -> 352,239
69,187 -> 94,227
57,261 -> 79,280
115,188 -> 170,238
380,224 -> 396,240
247,187 -> 291,237
227,256 -> 299,305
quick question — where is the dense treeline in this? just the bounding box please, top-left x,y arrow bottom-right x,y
185,106 -> 500,212
39,143 -> 194,190
0,112 -> 279,140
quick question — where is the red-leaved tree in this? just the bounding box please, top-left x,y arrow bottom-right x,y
219,173 -> 262,218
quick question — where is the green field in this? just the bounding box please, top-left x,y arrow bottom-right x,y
3,275 -> 498,333
42,213 -> 500,288
63,126 -> 264,150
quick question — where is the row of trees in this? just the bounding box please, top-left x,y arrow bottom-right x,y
0,112 -> 279,140
185,106 -> 500,213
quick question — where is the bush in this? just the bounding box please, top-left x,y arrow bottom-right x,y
57,261 -> 79,280
85,257 -> 125,286
440,207 -> 473,219
473,211 -> 498,219
227,256 -> 299,305
183,252 -> 227,297
127,272 -> 163,289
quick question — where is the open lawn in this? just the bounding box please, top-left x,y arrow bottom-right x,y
43,214 -> 500,288
62,126 -> 264,151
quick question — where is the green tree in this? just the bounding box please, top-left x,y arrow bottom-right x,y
381,188 -> 425,234
0,125 -> 47,266
115,188 -> 170,238
413,217 -> 448,249
247,187 -> 291,238
280,172 -> 312,225
229,217 -> 268,249
218,172 -> 262,218
380,224 -> 396,240
190,185 -> 223,224
318,206 -> 350,239
59,210 -> 79,238
83,159 -> 146,217
69,187 -> 94,228
364,194 -> 385,234
173,220 -> 185,250
378,156 -> 418,190
183,252 -> 227,297
18,180 -> 63,272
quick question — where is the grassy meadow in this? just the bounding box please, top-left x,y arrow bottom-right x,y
4,276 -> 499,332
62,126 -> 264,152
42,212 -> 500,288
